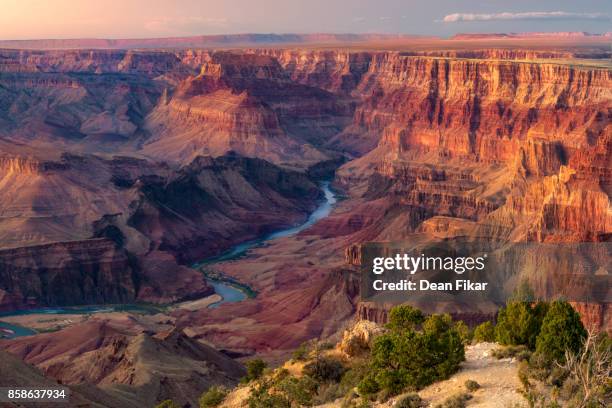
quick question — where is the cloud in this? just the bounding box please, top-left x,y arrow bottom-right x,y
441,11 -> 610,23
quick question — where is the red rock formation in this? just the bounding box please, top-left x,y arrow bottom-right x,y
1,318 -> 245,407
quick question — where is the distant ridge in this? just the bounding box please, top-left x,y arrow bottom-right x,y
0,33 -> 436,50
452,31 -> 611,40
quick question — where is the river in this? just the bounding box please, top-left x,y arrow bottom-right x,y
201,181 -> 337,308
0,181 -> 337,334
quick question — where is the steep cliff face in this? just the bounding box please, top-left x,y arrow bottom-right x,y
143,51 -> 354,167
256,49 -> 373,94
336,54 -> 611,159
0,49 -> 190,75
335,55 -> 611,243
0,239 -> 137,310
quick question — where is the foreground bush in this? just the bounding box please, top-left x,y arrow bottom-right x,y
495,301 -> 543,349
247,378 -> 291,407
472,321 -> 495,343
535,301 -> 586,363
434,392 -> 472,408
303,356 -> 346,383
199,386 -> 227,407
394,393 -> 424,408
243,359 -> 267,383
155,400 -> 179,408
387,305 -> 424,331
491,345 -> 531,361
464,379 -> 480,392
454,321 -> 473,345
360,311 -> 464,396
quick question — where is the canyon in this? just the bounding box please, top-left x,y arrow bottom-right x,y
0,35 -> 609,406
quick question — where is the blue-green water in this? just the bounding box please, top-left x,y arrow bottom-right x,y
199,181 -> 336,308
0,304 -> 157,318
0,182 -> 337,333
0,322 -> 37,339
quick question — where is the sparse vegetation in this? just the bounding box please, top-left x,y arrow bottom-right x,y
247,383 -> 291,408
491,345 -> 531,361
199,386 -> 227,407
239,301 -> 601,408
434,392 -> 472,408
508,301 -> 609,407
155,400 -> 180,408
292,341 -> 311,361
559,329 -> 611,407
242,358 -> 267,383
464,379 -> 480,392
394,393 -> 424,408
303,356 -> 346,383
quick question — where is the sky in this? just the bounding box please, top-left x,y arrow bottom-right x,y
0,0 -> 610,40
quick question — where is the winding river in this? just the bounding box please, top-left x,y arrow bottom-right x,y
0,181 -> 337,335
199,181 -> 337,308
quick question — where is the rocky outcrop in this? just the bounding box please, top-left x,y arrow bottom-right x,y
338,319 -> 384,357
1,319 -> 245,407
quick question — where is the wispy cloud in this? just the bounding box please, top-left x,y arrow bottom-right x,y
441,11 -> 610,23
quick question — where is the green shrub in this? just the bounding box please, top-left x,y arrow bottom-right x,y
464,379 -> 480,392
473,321 -> 495,343
387,305 -> 424,331
518,361 -> 531,391
247,379 -> 291,408
337,360 -> 369,397
357,373 -> 380,396
366,311 -> 464,396
292,341 -> 310,361
491,345 -> 530,360
155,400 -> 179,408
454,321 -> 473,344
434,392 -> 472,408
303,356 -> 346,383
394,393 -> 424,408
495,301 -> 542,349
199,386 -> 227,407
535,301 -> 586,363
243,359 -> 267,382
276,375 -> 317,406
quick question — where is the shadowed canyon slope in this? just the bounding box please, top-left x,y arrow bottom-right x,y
0,40 -> 610,405
1,315 -> 245,407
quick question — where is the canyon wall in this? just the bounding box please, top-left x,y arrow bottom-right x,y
0,47 -> 609,332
